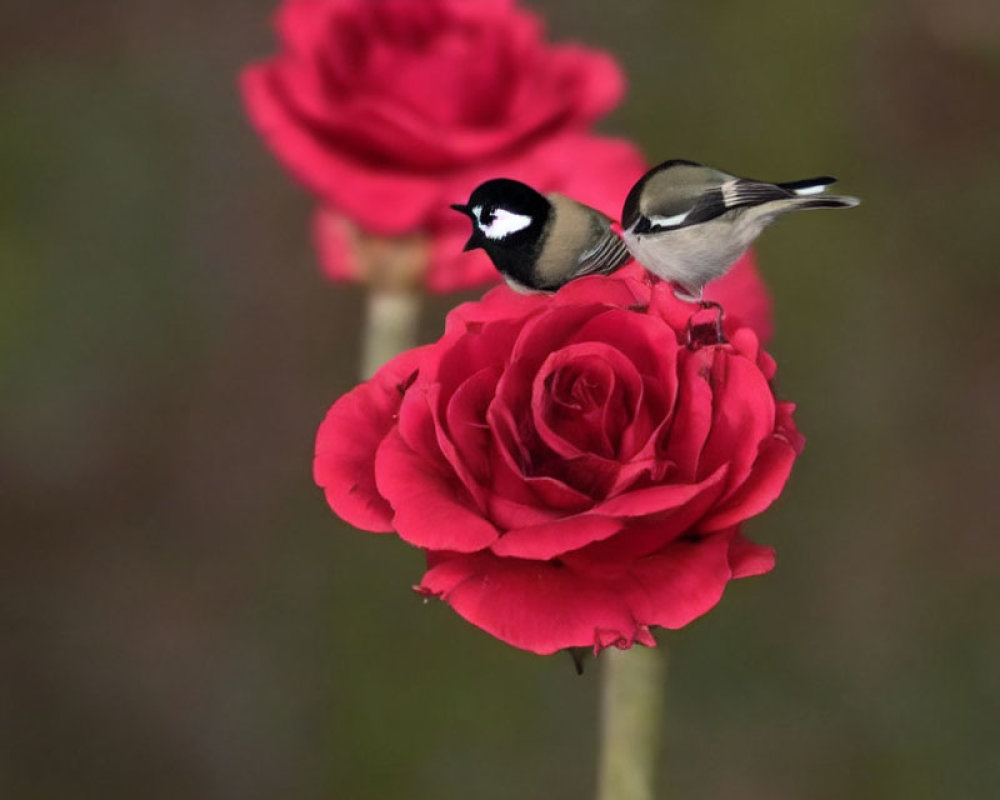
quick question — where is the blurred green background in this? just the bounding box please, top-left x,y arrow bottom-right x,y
3,1 -> 999,797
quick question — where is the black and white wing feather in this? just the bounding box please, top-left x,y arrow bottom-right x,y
573,228 -> 631,277
624,159 -> 845,235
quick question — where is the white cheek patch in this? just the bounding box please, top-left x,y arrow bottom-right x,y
479,208 -> 533,240
649,211 -> 689,227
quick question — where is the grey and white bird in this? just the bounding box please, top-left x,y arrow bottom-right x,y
622,159 -> 859,298
451,178 -> 630,293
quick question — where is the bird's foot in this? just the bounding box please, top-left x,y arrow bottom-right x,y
686,300 -> 727,348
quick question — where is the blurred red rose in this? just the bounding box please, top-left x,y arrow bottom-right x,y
314,266 -> 802,654
241,0 -> 648,290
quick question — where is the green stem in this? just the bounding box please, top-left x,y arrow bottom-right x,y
596,645 -> 667,800
361,289 -> 421,379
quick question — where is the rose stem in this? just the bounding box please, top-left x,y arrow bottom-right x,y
361,289 -> 421,379
596,645 -> 667,800
354,230 -> 429,379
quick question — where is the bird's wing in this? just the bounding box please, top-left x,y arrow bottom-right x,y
626,163 -> 735,230
719,179 -> 794,208
573,228 -> 631,277
540,194 -> 629,283
642,178 -> 797,233
626,163 -> 846,235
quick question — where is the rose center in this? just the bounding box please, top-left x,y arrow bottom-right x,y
549,367 -> 609,413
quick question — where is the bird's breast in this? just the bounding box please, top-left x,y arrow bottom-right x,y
624,218 -> 749,286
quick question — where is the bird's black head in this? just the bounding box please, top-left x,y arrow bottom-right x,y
621,158 -> 703,229
450,178 -> 551,282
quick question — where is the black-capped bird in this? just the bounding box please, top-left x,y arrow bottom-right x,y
622,159 -> 859,299
451,178 -> 630,293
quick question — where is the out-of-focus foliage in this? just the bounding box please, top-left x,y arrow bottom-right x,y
2,1 -> 998,798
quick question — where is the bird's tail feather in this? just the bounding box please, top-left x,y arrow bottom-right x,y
791,195 -> 860,210
778,176 -> 837,195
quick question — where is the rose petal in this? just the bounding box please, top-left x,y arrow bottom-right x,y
551,268 -> 647,309
564,471 -> 730,569
699,348 -> 776,486
727,530 -> 776,578
699,435 -> 799,532
703,251 -> 774,344
275,0 -> 335,57
487,412 -> 594,512
374,428 -> 498,552
241,66 -> 446,231
485,488 -> 562,530
616,530 -> 739,629
417,527 -> 762,655
244,1 -> 643,244
508,303 -> 607,366
532,343 -> 642,460
443,366 -> 500,484
433,317 -> 524,393
314,346 -> 426,531
618,377 -> 668,463
656,347 -> 714,479
647,278 -> 703,334
417,552 -> 642,655
396,382 -> 445,464
569,308 -> 679,386
490,515 -> 623,560
313,207 -> 361,282
592,463 -> 728,518
445,283 -> 546,329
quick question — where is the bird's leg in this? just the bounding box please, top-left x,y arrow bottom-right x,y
686,300 -> 727,348
701,300 -> 726,340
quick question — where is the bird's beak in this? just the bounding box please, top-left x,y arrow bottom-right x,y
451,203 -> 480,250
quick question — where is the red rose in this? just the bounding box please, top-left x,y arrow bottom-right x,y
241,0 -> 646,290
314,265 -> 803,654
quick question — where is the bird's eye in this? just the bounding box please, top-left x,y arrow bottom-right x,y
482,208 -> 496,224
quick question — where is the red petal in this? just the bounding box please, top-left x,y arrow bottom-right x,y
490,515 -> 623,560
568,308 -> 679,387
487,410 -> 593,512
704,251 -> 774,344
313,347 -> 426,531
312,207 -> 361,282
240,66 -> 444,231
699,349 -> 776,486
444,283 -> 546,329
274,0 -> 335,57
417,527 -> 766,655
531,342 -> 641,460
699,435 -> 799,532
592,464 -> 728,518
563,476 -> 730,569
660,347 -> 715,480
618,531 -> 737,629
374,428 -> 498,552
443,366 -> 501,485
727,531 -> 776,578
417,552 -> 640,655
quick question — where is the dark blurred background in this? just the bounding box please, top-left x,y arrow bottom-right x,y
3,0 -> 999,797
